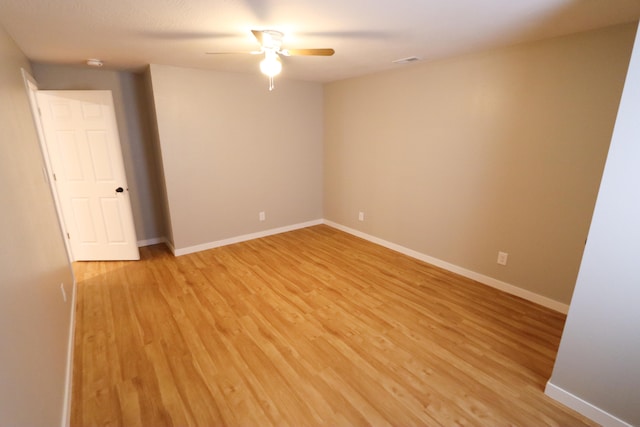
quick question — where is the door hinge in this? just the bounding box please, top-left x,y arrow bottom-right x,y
53,173 -> 57,181
66,232 -> 70,239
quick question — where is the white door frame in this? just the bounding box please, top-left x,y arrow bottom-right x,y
21,69 -> 74,261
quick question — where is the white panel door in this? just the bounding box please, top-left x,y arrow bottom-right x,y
37,90 -> 140,261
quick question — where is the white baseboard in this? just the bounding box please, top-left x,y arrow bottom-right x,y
164,238 -> 176,255
172,219 -> 323,256
137,236 -> 166,247
545,382 -> 633,427
323,220 -> 569,314
160,218 -> 568,313
61,277 -> 77,427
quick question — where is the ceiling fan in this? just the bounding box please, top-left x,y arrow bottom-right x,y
207,29 -> 335,90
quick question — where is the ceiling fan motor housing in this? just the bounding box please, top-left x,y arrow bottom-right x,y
260,30 -> 284,51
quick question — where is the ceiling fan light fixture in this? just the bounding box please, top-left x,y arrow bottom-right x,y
259,51 -> 282,77
207,29 -> 334,91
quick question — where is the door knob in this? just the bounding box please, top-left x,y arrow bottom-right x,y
115,187 -> 124,193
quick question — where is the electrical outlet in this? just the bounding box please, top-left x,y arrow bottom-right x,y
358,211 -> 365,221
60,283 -> 67,302
259,211 -> 266,222
497,251 -> 508,266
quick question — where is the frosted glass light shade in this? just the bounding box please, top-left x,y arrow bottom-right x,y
260,55 -> 282,77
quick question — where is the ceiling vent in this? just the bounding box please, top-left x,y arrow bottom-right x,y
392,56 -> 421,64
86,58 -> 103,67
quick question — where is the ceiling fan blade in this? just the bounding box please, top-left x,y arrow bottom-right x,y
281,48 -> 335,56
251,29 -> 264,45
140,30 -> 239,40
205,50 -> 263,55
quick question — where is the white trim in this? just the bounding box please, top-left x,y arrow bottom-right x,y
61,278 -> 77,427
545,382 -> 633,427
173,219 -> 323,256
21,69 -> 75,262
162,218 -> 569,313
165,239 -> 176,255
323,220 -> 569,314
137,236 -> 166,247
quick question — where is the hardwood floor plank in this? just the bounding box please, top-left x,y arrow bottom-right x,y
71,225 -> 597,426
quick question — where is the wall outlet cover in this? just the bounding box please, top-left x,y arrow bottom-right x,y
497,251 -> 508,266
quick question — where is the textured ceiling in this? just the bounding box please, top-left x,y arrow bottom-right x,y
1,0 -> 639,82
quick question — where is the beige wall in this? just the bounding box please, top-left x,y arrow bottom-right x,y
149,64 -> 323,251
31,63 -> 166,244
0,25 -> 74,426
324,23 -> 636,304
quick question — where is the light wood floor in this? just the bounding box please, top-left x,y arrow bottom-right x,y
71,225 -> 597,426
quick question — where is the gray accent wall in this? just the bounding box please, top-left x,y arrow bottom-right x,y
148,64 -> 324,252
547,22 -> 640,426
